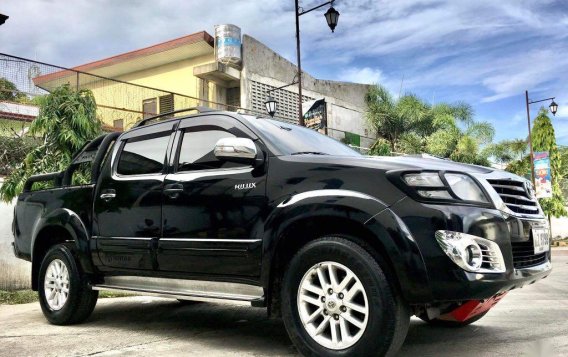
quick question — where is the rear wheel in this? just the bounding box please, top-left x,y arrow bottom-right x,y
38,244 -> 98,325
281,236 -> 409,357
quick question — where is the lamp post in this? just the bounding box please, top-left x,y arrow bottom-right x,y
525,90 -> 559,186
0,14 -> 8,26
264,78 -> 299,117
294,0 -> 339,126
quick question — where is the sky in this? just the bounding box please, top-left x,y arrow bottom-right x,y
1,0 -> 567,144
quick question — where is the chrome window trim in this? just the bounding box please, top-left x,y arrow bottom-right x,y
168,167 -> 254,182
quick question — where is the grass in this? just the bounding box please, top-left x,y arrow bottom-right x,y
0,290 -> 37,304
0,289 -> 135,305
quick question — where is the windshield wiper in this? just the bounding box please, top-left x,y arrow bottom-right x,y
291,151 -> 329,155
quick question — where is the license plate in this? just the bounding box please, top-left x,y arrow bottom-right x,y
532,228 -> 550,254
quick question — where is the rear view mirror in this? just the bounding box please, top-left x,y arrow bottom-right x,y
214,137 -> 257,164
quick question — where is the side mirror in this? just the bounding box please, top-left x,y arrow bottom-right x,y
214,137 -> 257,164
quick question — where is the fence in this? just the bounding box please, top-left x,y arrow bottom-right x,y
0,53 -> 266,132
1,53 -> 374,154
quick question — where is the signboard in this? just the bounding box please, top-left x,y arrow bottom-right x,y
534,151 -> 552,199
302,99 -> 326,131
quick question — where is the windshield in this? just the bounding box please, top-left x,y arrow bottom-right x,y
243,118 -> 361,157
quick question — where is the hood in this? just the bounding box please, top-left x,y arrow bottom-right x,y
285,154 -> 495,174
362,156 -> 494,174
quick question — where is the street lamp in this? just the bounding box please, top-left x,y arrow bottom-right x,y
295,0 -> 339,126
324,6 -> 340,32
0,14 -> 8,26
264,76 -> 299,118
549,100 -> 558,116
265,96 -> 277,118
525,90 -> 559,186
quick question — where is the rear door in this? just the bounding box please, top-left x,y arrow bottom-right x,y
93,121 -> 177,271
158,115 -> 267,277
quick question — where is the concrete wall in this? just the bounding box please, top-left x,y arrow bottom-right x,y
0,179 -> 31,290
551,213 -> 568,239
241,35 -> 374,146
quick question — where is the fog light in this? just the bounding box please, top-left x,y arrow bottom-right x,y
435,230 -> 505,273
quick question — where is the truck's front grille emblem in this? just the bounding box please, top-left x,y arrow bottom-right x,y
487,179 -> 539,216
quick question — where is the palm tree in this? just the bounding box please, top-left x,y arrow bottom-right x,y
365,84 -> 495,165
364,85 -> 428,153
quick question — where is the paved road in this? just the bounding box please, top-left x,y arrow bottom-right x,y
1,254 -> 567,357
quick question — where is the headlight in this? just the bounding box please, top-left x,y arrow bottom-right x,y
435,230 -> 505,273
401,171 -> 489,204
445,173 -> 488,203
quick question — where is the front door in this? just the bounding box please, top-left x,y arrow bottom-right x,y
93,122 -> 176,271
158,115 -> 267,277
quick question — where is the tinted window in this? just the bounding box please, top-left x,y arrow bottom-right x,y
178,129 -> 247,171
117,134 -> 170,175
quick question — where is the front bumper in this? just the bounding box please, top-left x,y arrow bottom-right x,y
390,197 -> 552,302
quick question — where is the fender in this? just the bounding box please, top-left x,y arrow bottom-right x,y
31,208 -> 94,275
260,189 -> 431,303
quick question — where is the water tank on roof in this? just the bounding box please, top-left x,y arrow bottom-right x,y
215,24 -> 242,68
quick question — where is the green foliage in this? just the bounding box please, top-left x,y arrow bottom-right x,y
531,108 -> 566,218
368,137 -> 391,156
487,139 -> 528,164
0,136 -> 39,176
0,84 -> 101,202
365,84 -> 494,164
0,78 -> 27,103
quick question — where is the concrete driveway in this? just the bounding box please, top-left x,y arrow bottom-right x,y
1,254 -> 567,357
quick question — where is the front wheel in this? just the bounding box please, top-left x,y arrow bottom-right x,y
38,244 -> 98,325
281,236 -> 409,357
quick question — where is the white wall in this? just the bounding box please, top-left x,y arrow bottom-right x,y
0,179 -> 31,290
551,213 -> 568,239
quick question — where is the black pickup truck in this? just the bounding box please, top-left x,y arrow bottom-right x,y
12,108 -> 551,356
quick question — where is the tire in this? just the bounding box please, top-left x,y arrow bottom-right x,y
281,236 -> 410,357
418,310 -> 488,327
38,243 -> 99,325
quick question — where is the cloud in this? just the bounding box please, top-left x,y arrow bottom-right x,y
338,67 -> 384,85
1,0 -> 566,143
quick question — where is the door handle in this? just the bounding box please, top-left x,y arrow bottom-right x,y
164,184 -> 184,198
100,189 -> 116,202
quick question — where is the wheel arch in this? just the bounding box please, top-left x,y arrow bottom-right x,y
261,191 -> 431,317
30,209 -> 93,291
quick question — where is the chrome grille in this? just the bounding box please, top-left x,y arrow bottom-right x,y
486,179 -> 539,215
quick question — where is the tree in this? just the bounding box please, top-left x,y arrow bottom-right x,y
365,84 -> 495,165
0,84 -> 101,202
0,77 -> 27,102
488,139 -> 528,164
364,85 -> 429,152
531,108 -> 566,218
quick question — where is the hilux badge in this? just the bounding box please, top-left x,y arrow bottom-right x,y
235,182 -> 256,190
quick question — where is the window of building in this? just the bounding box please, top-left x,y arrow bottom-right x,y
113,119 -> 124,130
159,94 -> 174,117
142,98 -> 157,119
117,134 -> 170,175
177,129 -> 248,172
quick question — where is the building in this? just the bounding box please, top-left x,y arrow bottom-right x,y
33,26 -> 375,149
0,101 -> 38,137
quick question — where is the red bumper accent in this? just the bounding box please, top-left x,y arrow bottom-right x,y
439,292 -> 508,322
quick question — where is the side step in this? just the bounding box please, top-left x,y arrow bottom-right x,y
92,276 -> 265,306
